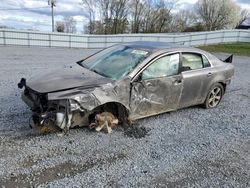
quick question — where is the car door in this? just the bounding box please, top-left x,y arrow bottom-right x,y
178,52 -> 211,108
130,53 -> 183,119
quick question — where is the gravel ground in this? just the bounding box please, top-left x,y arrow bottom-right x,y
0,46 -> 249,187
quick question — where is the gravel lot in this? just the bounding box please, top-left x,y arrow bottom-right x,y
0,46 -> 249,187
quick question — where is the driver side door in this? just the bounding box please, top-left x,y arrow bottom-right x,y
130,53 -> 183,119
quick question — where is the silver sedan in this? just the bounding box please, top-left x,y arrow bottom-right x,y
18,41 -> 234,130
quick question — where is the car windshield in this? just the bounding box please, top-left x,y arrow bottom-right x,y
79,45 -> 150,80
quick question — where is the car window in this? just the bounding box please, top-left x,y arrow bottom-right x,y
80,45 -> 150,80
202,55 -> 211,68
142,53 -> 179,80
182,53 -> 203,71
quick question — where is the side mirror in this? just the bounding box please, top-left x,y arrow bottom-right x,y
18,78 -> 26,89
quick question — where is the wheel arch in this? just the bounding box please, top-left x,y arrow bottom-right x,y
218,81 -> 226,94
88,101 -> 130,123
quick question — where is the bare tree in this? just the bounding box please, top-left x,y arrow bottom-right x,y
138,0 -> 178,33
82,0 -> 178,34
82,0 -> 129,34
129,0 -> 145,33
84,20 -> 105,34
153,0 -> 174,33
195,0 -> 240,31
98,0 -> 112,34
110,0 -> 129,34
170,9 -> 200,32
98,0 -> 129,34
81,0 -> 98,34
64,16 -> 77,33
236,9 -> 250,27
55,21 -> 65,32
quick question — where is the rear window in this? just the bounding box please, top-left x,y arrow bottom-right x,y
182,53 -> 203,70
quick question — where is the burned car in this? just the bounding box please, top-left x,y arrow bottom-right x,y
18,41 -> 234,132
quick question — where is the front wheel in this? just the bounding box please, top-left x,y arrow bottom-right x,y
204,83 -> 224,108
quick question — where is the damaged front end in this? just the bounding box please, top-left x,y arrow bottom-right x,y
18,78 -> 91,132
18,75 -> 131,134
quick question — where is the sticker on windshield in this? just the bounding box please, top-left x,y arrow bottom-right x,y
131,50 -> 148,56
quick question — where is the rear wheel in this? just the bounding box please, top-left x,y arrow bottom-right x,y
204,83 -> 224,108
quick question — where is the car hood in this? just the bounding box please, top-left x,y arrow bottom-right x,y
26,66 -> 113,93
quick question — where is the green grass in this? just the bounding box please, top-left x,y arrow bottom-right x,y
198,42 -> 250,57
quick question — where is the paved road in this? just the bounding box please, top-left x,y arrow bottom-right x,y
0,46 -> 249,187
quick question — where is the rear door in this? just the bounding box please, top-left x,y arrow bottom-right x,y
178,52 -> 212,108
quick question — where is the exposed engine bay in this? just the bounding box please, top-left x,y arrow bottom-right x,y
22,86 -> 88,131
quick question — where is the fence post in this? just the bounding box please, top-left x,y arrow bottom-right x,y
237,30 -> 240,43
222,31 -> 225,43
87,35 -> 89,48
3,30 -> 6,45
121,35 -> 124,43
69,35 -> 71,48
189,34 -> 192,46
49,34 -> 51,48
204,33 -> 208,45
105,35 -> 107,47
157,36 -> 160,42
27,32 -> 30,47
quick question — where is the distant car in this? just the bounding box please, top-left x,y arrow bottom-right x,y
18,41 -> 234,131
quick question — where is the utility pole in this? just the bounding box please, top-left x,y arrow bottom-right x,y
48,0 -> 56,32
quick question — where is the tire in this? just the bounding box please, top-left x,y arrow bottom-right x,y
204,83 -> 224,109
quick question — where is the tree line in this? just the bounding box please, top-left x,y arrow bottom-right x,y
56,0 -> 249,34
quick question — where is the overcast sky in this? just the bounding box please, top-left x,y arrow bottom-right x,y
0,0 -> 249,33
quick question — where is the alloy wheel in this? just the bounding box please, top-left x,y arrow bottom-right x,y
208,86 -> 222,108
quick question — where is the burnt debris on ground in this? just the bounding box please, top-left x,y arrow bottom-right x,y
116,124 -> 151,139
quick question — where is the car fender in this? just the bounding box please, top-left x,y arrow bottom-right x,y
200,64 -> 233,101
48,79 -> 131,113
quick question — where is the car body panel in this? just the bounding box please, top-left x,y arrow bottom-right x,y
130,74 -> 183,119
27,66 -> 112,93
179,69 -> 204,108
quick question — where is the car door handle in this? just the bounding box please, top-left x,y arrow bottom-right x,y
207,72 -> 213,77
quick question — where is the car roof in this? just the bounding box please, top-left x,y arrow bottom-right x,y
117,41 -> 220,64
122,41 -> 184,51
122,41 -> 217,60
